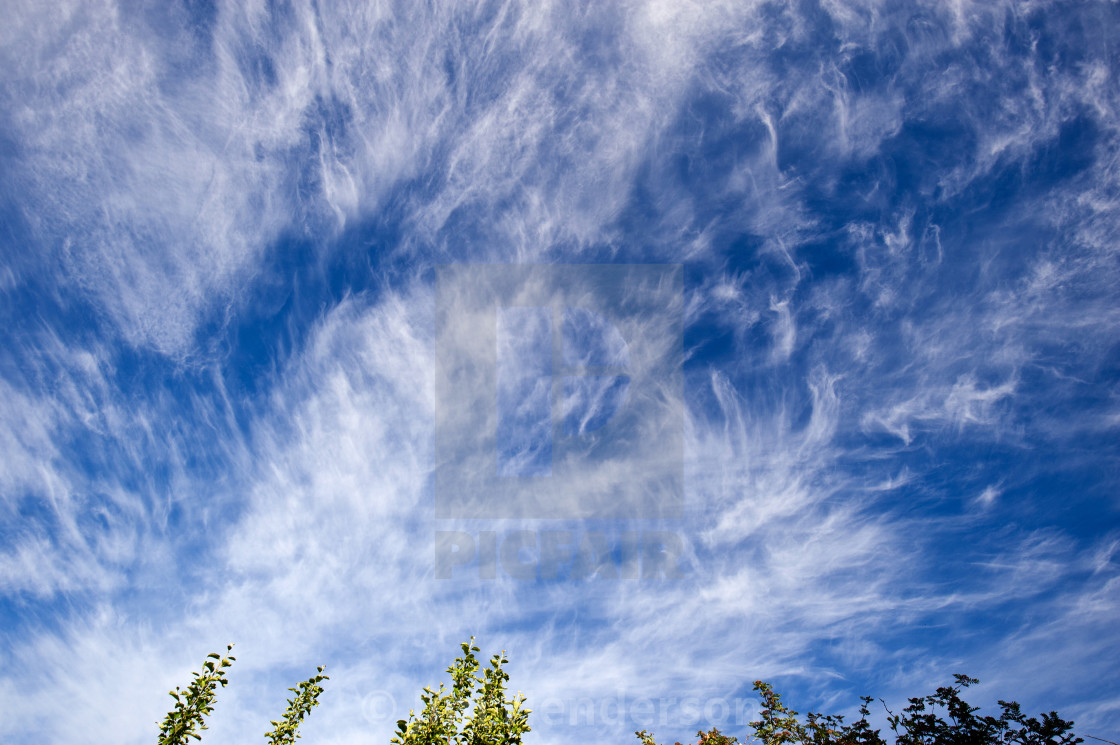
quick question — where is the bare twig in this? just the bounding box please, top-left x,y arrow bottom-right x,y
1084,736 -> 1120,745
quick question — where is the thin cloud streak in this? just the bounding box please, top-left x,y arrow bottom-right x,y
1,1 -> 1118,743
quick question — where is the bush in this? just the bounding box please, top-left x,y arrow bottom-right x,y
391,638 -> 531,745
637,675 -> 1082,745
156,643 -> 1081,745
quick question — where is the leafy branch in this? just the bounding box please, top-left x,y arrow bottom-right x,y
266,666 -> 330,745
157,644 -> 236,745
156,645 -> 327,745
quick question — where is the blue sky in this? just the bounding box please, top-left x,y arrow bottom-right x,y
1,1 -> 1119,743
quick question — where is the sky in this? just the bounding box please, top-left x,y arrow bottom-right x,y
1,1 -> 1119,744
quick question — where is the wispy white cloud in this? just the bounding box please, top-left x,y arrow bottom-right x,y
2,0 -> 1119,743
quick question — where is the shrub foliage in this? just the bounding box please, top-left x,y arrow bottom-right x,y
157,641 -> 1083,745
391,638 -> 531,745
638,674 -> 1082,745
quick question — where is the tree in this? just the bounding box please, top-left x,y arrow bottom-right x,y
637,675 -> 1082,745
265,666 -> 329,745
156,644 -> 328,745
391,638 -> 532,745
